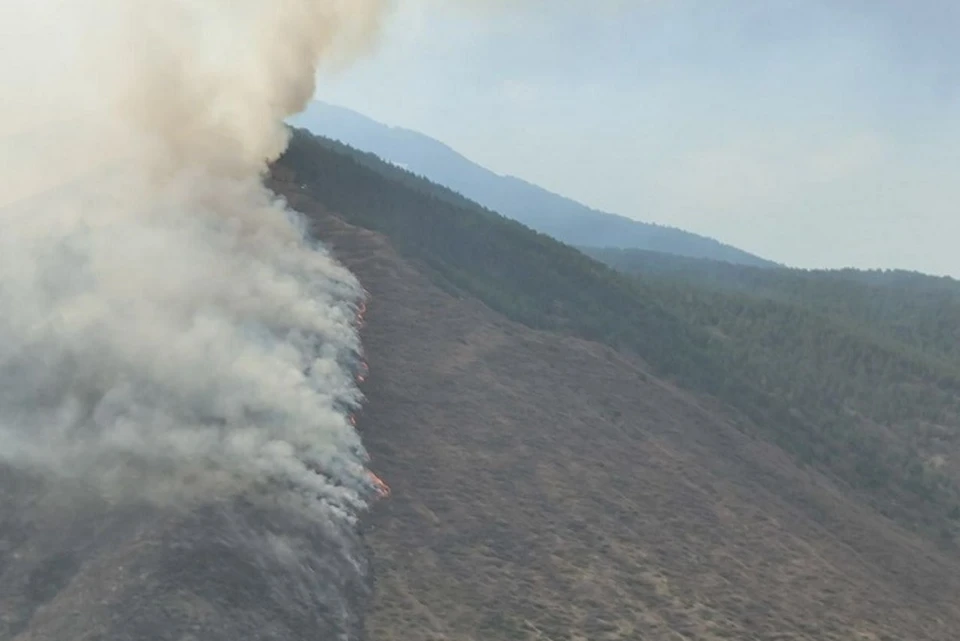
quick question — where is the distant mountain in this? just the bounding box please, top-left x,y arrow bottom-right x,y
287,101 -> 777,267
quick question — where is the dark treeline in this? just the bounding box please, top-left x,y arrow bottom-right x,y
583,246 -> 960,366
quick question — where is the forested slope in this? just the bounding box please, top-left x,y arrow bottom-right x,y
274,128 -> 960,543
583,246 -> 960,365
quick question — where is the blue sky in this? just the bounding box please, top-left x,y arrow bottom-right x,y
315,0 -> 960,275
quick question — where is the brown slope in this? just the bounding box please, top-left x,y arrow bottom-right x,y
285,191 -> 960,641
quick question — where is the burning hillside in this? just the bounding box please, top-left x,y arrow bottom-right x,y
0,0 -> 398,638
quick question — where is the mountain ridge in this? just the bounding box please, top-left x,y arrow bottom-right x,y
265,133 -> 960,639
277,128 -> 960,541
288,101 -> 777,267
4,125 -> 959,641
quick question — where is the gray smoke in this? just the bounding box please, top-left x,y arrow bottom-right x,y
0,0 -> 389,517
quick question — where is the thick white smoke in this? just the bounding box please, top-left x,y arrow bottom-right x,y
0,0 -> 389,517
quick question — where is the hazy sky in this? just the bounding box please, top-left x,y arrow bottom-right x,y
315,1 -> 960,276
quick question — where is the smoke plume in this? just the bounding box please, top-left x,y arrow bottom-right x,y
0,0 -> 390,517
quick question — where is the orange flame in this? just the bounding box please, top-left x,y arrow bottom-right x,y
367,471 -> 391,500
354,301 -> 367,328
355,361 -> 369,384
